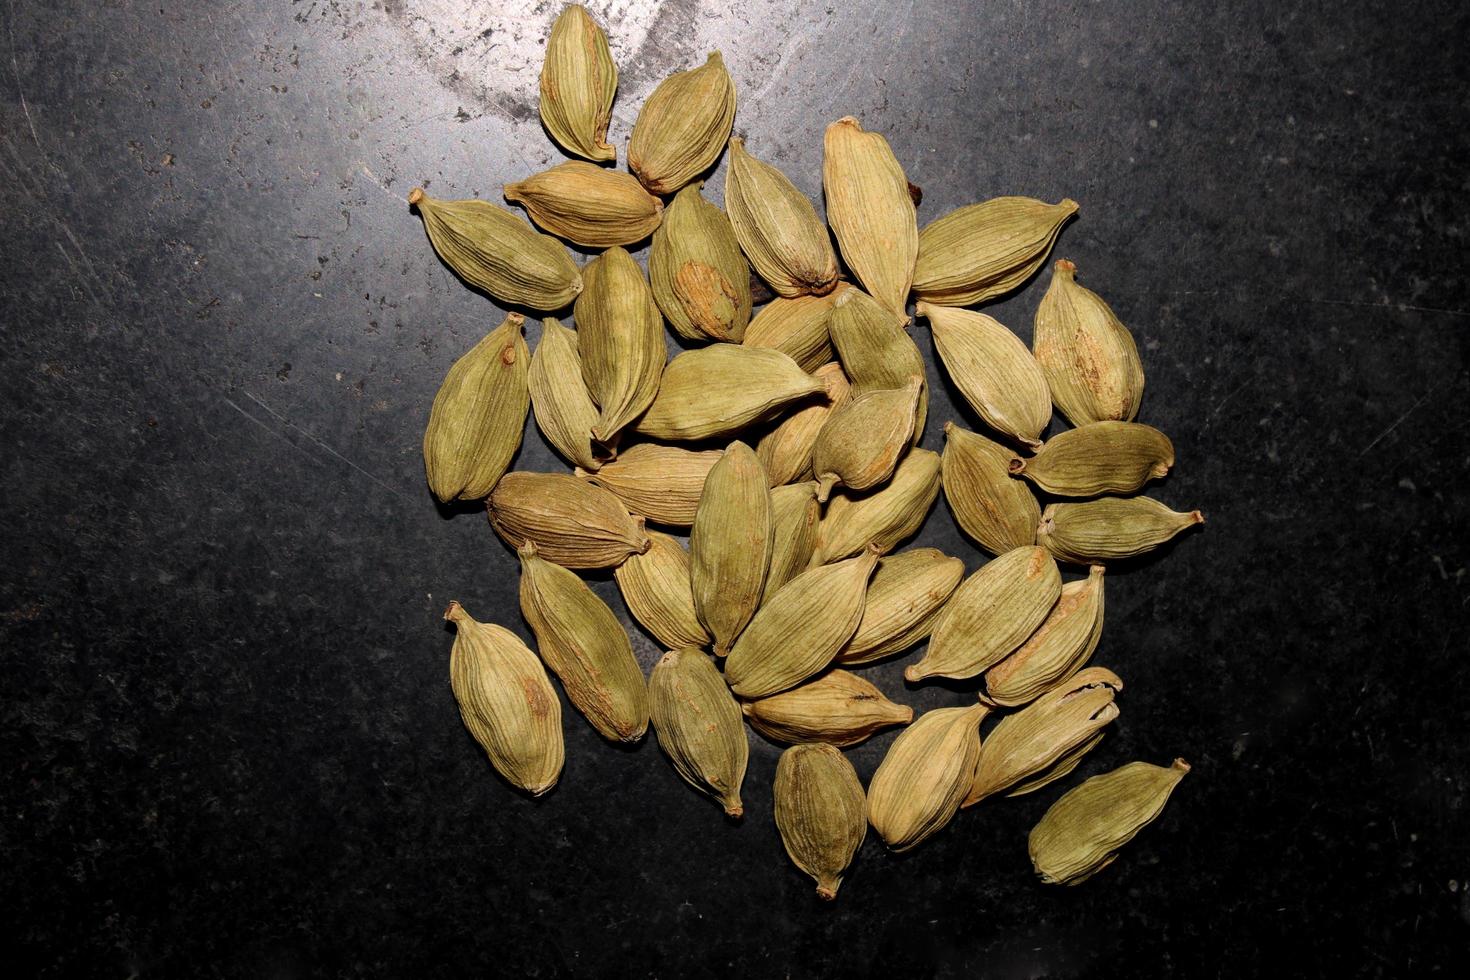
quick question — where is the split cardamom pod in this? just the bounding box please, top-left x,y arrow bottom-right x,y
822,116 -> 917,318
1034,259 -> 1145,425
574,246 -> 666,447
941,422 -> 1041,556
811,378 -> 922,502
648,182 -> 752,342
837,547 -> 965,665
614,530 -> 710,651
985,566 -> 1105,707
538,4 -> 617,163
628,52 -> 737,196
1011,421 -> 1174,497
648,647 -> 749,817
1037,497 -> 1204,564
912,196 -> 1078,306
762,481 -> 821,604
866,703 -> 988,852
724,137 -> 839,298
814,447 -> 941,564
690,441 -> 773,656
756,362 -> 851,487
743,285 -> 846,371
505,161 -> 663,248
633,344 -> 823,441
919,302 -> 1051,450
528,316 -> 602,472
827,285 -> 928,439
577,442 -> 720,528
773,743 -> 867,900
488,471 -> 650,569
742,669 -> 912,748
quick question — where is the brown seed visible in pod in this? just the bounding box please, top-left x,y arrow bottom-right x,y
504,161 -> 663,248
1037,497 -> 1204,565
757,362 -> 852,487
827,286 -> 928,440
941,422 -> 1041,556
488,471 -> 650,569
985,566 -> 1105,707
1011,421 -> 1174,497
912,196 -> 1078,306
648,647 -> 749,817
690,442 -> 773,656
763,481 -> 822,605
837,547 -> 965,665
814,448 -> 941,564
811,378 -> 922,502
537,4 -> 617,163
742,669 -> 912,748
649,182 -> 752,342
528,316 -> 603,472
724,137 -> 840,298
574,246 -> 666,448
614,531 -> 710,651
822,116 -> 917,319
577,442 -> 721,528
743,285 -> 847,372
919,302 -> 1051,450
1033,259 -> 1145,426
633,344 -> 824,442
628,52 -> 737,196
866,703 -> 989,852
773,743 -> 867,900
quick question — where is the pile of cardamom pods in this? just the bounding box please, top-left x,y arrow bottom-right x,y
416,4 -> 1201,899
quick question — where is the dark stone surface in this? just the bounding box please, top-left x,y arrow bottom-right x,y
1,0 -> 1466,976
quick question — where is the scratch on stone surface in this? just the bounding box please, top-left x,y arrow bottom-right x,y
54,241 -> 105,311
6,0 -> 55,173
359,165 -> 401,203
1210,379 -> 1252,419
1359,386 -> 1437,457
1296,295 -> 1470,319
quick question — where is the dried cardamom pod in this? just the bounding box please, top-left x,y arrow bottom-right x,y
518,543 -> 649,742
906,546 -> 1062,682
422,312 -> 530,503
919,302 -> 1051,450
837,547 -> 965,665
488,471 -> 650,569
941,422 -> 1041,556
614,531 -> 710,650
724,547 -> 880,698
628,52 -> 737,196
574,246 -> 665,447
814,448 -> 941,564
633,344 -> 824,441
966,667 -> 1121,805
690,442 -> 773,656
444,601 -> 564,796
408,189 -> 581,311
763,481 -> 821,604
648,183 -> 752,342
1037,497 -> 1204,564
811,378 -> 922,502
538,4 -> 617,163
822,116 -> 917,318
912,196 -> 1078,306
505,162 -> 663,248
648,647 -> 749,817
827,286 -> 928,439
528,317 -> 602,472
773,743 -> 867,900
1012,421 -> 1174,497
1034,259 -> 1145,425
756,362 -> 852,487
742,669 -> 912,748
866,703 -> 988,852
985,566 -> 1105,707
724,137 -> 839,298
1028,758 -> 1191,885
743,286 -> 846,371
577,443 -> 721,528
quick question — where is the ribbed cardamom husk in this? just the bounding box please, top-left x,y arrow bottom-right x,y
505,162 -> 663,248
444,601 -> 564,796
1038,497 -> 1204,565
574,246 -> 665,447
628,52 -> 737,196
1012,421 -> 1174,497
528,317 -> 602,472
822,116 -> 917,318
408,189 -> 581,311
1028,758 -> 1190,885
757,362 -> 851,487
941,422 -> 1041,556
811,378 -> 921,502
649,183 -> 752,342
1034,259 -> 1145,425
633,344 -> 824,441
814,448 -> 941,564
919,302 -> 1051,450
742,670 -> 912,748
967,667 -> 1122,806
724,137 -> 839,298
912,196 -> 1078,306
906,546 -> 1062,682
577,443 -> 721,528
827,286 -> 928,439
690,442 -> 773,656
538,4 -> 617,163
648,647 -> 749,817
763,481 -> 821,604
985,566 -> 1105,707
773,743 -> 867,900
866,703 -> 988,852
837,547 -> 965,665
743,285 -> 846,371
517,543 -> 649,742
422,312 -> 530,503
488,471 -> 650,569
614,530 -> 710,650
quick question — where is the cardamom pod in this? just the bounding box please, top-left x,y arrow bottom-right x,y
648,647 -> 749,817
811,378 -> 922,502
538,4 -> 617,163
614,530 -> 711,650
408,189 -> 581,311
756,362 -> 852,487
724,137 -> 839,298
528,316 -> 603,472
1028,758 -> 1190,885
822,116 -> 917,318
763,481 -> 821,604
690,441 -> 773,656
628,52 -> 737,196
577,442 -> 721,528
985,566 -> 1105,707
444,601 -> 564,796
422,312 -> 530,503
742,669 -> 912,748
837,547 -> 965,665
633,344 -> 824,441
743,285 -> 846,372
827,286 -> 928,439
919,302 -> 1051,450
505,161 -> 663,248
1034,259 -> 1145,425
941,422 -> 1041,556
773,743 -> 867,900
906,546 -> 1062,682
866,703 -> 989,852
912,196 -> 1078,306
574,246 -> 665,447
518,543 -> 649,742
1037,497 -> 1204,564
1012,421 -> 1173,497
648,182 -> 752,342
488,471 -> 650,569
814,448 -> 941,564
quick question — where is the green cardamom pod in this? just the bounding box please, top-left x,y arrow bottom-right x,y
866,703 -> 989,852
633,344 -> 824,442
822,116 -> 917,318
811,378 -> 922,502
614,530 -> 710,651
528,316 -> 603,472
538,4 -> 617,163
1012,421 -> 1173,497
814,448 -> 941,564
574,246 -> 666,447
743,285 -> 846,372
690,441 -> 773,656
1034,259 -> 1145,425
724,137 -> 839,298
773,743 -> 868,900
628,52 -> 737,196
827,286 -> 928,439
837,547 -> 965,665
985,566 -> 1105,707
505,161 -> 663,248
649,182 -> 752,342
763,481 -> 821,604
912,196 -> 1078,306
756,362 -> 851,487
577,442 -> 721,528
1038,497 -> 1204,564
919,302 -> 1051,450
743,669 -> 912,748
941,422 -> 1041,556
488,471 -> 650,569
648,647 -> 749,817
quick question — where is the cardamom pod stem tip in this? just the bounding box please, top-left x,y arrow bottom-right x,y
723,797 -> 744,819
443,599 -> 465,623
816,878 -> 840,901
1171,758 -> 1192,773
1008,456 -> 1027,475
408,187 -> 425,206
816,473 -> 838,503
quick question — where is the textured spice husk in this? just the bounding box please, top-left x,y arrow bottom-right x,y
489,471 -> 650,569
614,531 -> 710,650
574,246 -> 665,447
538,4 -> 617,163
867,703 -> 989,852
422,312 -> 530,503
985,566 -> 1105,707
814,448 -> 941,564
1038,497 -> 1204,564
822,116 -> 917,318
1028,758 -> 1190,885
743,669 -> 912,748
827,286 -> 928,439
690,442 -> 773,656
633,344 -> 824,441
408,189 -> 582,311
762,481 -> 821,604
811,378 -> 922,502
757,362 -> 851,487
649,182 -> 752,342
648,647 -> 749,817
1012,421 -> 1174,497
529,317 -> 603,472
919,302 -> 1051,450
837,547 -> 965,665
773,743 -> 868,900
941,422 -> 1041,556
1034,259 -> 1145,425
628,52 -> 737,196
444,601 -> 564,796
906,546 -> 1062,682
724,137 -> 839,298
505,161 -> 663,248
912,196 -> 1078,306
743,286 -> 846,372
577,443 -> 721,528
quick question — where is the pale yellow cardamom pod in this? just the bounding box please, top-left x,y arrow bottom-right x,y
743,285 -> 847,372
505,161 -> 663,248
574,246 -> 666,447
628,52 -> 737,196
773,743 -> 868,900
822,116 -> 917,318
814,448 -> 941,564
742,669 -> 912,748
648,647 -> 749,817
614,530 -> 710,651
827,286 -> 928,439
1012,421 -> 1173,497
866,703 -> 989,852
837,547 -> 965,665
985,566 -> 1105,707
577,442 -> 721,528
649,182 -> 752,342
690,441 -> 773,656
811,378 -> 922,502
1037,497 -> 1204,564
756,362 -> 852,487
941,422 -> 1041,556
1034,259 -> 1145,425
528,317 -> 603,473
912,196 -> 1078,306
488,471 -> 650,569
538,4 -> 617,163
724,137 -> 839,298
633,344 -> 823,442
763,481 -> 821,604
919,302 -> 1052,450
